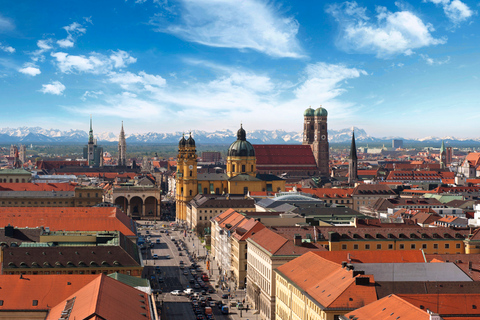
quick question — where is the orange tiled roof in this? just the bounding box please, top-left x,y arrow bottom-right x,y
0,274 -> 97,310
463,153 -> 480,167
46,274 -> 152,320
344,294 -> 431,320
276,252 -> 377,309
313,250 -> 425,264
0,207 -> 135,237
399,293 -> 480,316
297,187 -> 354,198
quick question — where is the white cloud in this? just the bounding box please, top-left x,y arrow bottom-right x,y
37,39 -> 53,51
425,0 -> 474,24
57,21 -> 88,48
57,38 -> 74,48
420,53 -> 451,65
0,43 -> 15,53
68,61 -> 365,131
152,0 -> 304,58
40,81 -> 66,95
0,14 -> 14,33
19,66 -> 41,76
110,50 -> 137,68
51,50 -> 137,74
326,1 -> 446,58
108,71 -> 167,90
81,90 -> 104,101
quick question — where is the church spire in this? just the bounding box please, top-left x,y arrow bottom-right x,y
88,115 -> 94,144
348,129 -> 358,184
349,130 -> 357,160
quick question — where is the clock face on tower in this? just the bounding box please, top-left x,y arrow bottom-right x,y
189,165 -> 193,169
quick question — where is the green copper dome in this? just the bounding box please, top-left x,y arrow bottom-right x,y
314,107 -> 328,117
228,125 -> 255,157
304,107 -> 315,117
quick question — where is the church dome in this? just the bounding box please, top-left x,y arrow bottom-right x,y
186,133 -> 195,147
304,107 -> 315,117
228,125 -> 255,157
178,135 -> 186,148
314,107 -> 328,117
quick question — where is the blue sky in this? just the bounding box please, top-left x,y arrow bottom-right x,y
0,0 -> 479,138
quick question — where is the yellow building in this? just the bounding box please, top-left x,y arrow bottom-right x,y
176,126 -> 286,222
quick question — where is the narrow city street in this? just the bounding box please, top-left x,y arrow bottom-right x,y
137,221 -> 259,320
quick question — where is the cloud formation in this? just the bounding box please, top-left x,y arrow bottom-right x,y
0,42 -> 15,53
327,1 -> 446,58
153,0 -> 304,58
425,0 -> 474,24
40,81 -> 66,95
19,66 -> 41,76
51,50 -> 136,74
0,14 -> 14,33
57,21 -> 87,48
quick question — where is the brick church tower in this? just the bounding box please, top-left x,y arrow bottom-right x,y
303,106 -> 329,176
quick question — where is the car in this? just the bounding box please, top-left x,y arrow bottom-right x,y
194,284 -> 200,289
206,296 -> 212,301
184,288 -> 194,294
237,303 -> 244,310
180,265 -> 185,269
150,275 -> 156,281
201,290 -> 206,295
209,301 -> 215,307
155,266 -> 160,271
170,290 -> 181,296
189,278 -> 195,284
165,254 -> 170,259
180,260 -> 184,265
153,254 -> 158,259
183,271 -> 188,276
208,288 -> 215,293
179,252 -> 183,256
222,294 -> 230,299
191,270 -> 197,275
158,277 -> 164,282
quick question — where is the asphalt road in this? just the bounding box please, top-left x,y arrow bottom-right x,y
138,221 -> 257,320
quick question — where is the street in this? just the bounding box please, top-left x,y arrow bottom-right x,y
137,221 -> 259,320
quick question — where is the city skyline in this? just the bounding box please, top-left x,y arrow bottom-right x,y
0,0 -> 479,138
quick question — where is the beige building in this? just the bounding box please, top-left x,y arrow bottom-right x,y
188,195 -> 255,235
246,227 -> 324,320
0,168 -> 31,183
352,184 -> 396,212
231,219 -> 265,289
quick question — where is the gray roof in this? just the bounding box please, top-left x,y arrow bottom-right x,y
352,262 -> 472,282
228,174 -> 261,182
197,173 -> 228,181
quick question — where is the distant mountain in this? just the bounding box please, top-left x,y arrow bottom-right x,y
0,126 -> 479,146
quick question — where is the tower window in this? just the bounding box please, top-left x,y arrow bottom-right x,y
243,187 -> 248,195
189,171 -> 192,177
251,165 -> 253,172
232,164 -> 236,172
242,165 -> 245,172
189,190 -> 192,196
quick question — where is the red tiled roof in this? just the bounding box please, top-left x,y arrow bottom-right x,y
46,274 -> 152,320
253,145 -> 317,166
0,274 -> 97,311
0,182 -> 77,191
344,294 -> 431,320
313,250 -> 425,264
399,293 -> 480,316
0,207 -> 135,237
463,153 -> 480,167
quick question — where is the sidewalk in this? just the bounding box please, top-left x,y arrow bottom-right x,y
181,231 -> 257,319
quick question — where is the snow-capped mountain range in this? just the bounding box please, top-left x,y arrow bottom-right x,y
0,126 -> 477,145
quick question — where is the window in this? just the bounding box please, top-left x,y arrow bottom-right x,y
342,244 -> 347,250
243,187 -> 248,195
353,244 -> 359,250
32,300 -> 38,306
216,188 -> 220,194
210,183 -> 214,194
376,244 -> 382,249
365,244 -> 370,250
399,244 -> 404,249
204,188 -> 208,194
199,216 -> 202,220
411,244 -> 416,249
456,243 -> 461,249
445,243 -> 450,249
189,190 -> 192,196
198,185 -> 203,194
232,164 -> 236,172
242,165 -> 245,172
433,244 -> 438,249
87,193 -> 90,197
422,244 -> 427,249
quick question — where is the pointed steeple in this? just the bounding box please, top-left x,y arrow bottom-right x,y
88,115 -> 94,144
349,130 -> 357,160
440,140 -> 445,153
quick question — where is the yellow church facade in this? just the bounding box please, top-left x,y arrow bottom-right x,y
176,126 -> 286,221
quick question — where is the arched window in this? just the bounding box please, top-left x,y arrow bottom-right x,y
190,171 -> 192,177
232,164 -> 236,172
189,190 -> 192,196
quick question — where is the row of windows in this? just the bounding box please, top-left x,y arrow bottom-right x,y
78,193 -> 99,197
342,243 -> 462,250
2,178 -> 27,183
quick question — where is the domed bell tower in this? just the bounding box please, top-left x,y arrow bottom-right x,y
227,125 -> 256,178
175,133 -> 198,222
313,106 -> 329,176
303,107 -> 315,145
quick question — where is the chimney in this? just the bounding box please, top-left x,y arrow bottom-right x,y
5,224 -> 14,237
294,235 -> 302,246
469,261 -> 473,271
341,261 -> 347,268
